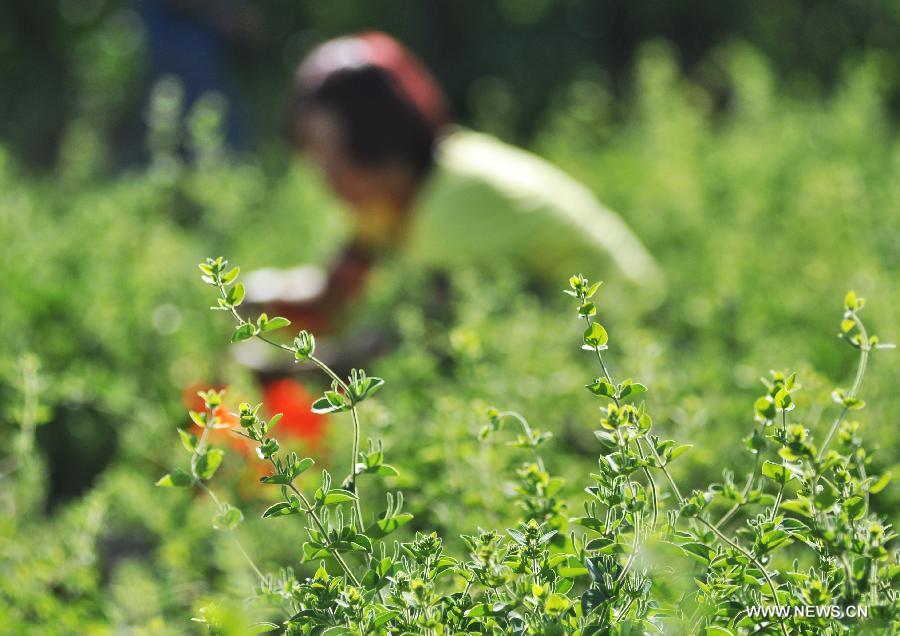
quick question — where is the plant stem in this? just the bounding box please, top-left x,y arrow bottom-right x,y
234,538 -> 266,581
310,354 -> 363,531
581,315 -> 659,531
817,314 -> 869,461
770,412 -> 788,522
348,406 -> 365,529
2,356 -> 41,480
617,596 -> 636,621
217,281 -> 368,536
714,451 -> 761,530
579,312 -> 659,595
698,517 -> 789,636
647,440 -> 788,636
647,444 -> 684,504
191,406 -> 267,584
309,355 -> 351,393
269,457 -> 361,587
771,478 -> 786,522
498,410 -> 546,472
635,440 -> 659,531
615,510 -> 640,589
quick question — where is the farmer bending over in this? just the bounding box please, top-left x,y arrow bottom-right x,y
246,31 -> 661,338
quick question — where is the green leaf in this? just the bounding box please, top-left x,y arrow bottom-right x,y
814,481 -> 838,510
221,266 -> 240,284
350,534 -> 373,553
759,529 -> 791,550
302,542 -> 330,561
845,496 -> 866,521
266,413 -> 283,430
196,448 -> 224,480
261,316 -> 291,333
359,376 -> 385,399
260,473 -> 293,485
322,489 -> 357,506
754,396 -> 776,420
368,464 -> 399,477
543,593 -> 569,615
780,499 -> 813,517
367,513 -> 413,539
583,323 -> 608,347
294,457 -> 315,476
585,536 -> 619,553
227,283 -> 246,307
773,388 -> 794,411
669,444 -> 692,461
571,516 -> 605,533
156,469 -> 192,487
262,502 -> 301,518
311,396 -> 349,414
231,323 -> 255,342
584,281 -> 603,299
578,302 -> 596,317
178,429 -> 197,452
679,542 -> 715,564
870,471 -> 892,494
618,380 -> 647,401
761,460 -> 796,483
559,565 -> 589,578
213,504 -> 244,530
586,378 -> 616,398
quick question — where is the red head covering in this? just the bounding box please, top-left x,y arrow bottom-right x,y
297,31 -> 449,134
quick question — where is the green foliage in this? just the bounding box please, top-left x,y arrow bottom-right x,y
152,260 -> 897,634
1,44 -> 898,634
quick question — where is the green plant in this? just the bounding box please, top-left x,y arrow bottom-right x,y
2,42 -> 897,634
155,258 -> 896,634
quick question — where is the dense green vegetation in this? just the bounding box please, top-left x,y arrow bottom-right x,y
1,43 -> 897,633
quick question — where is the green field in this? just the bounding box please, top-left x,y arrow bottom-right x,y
1,42 -> 897,634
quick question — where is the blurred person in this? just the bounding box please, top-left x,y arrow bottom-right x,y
248,31 -> 661,337
239,32 -> 662,441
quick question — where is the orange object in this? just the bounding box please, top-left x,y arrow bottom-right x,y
261,378 -> 328,446
181,380 -> 328,448
179,381 -> 329,499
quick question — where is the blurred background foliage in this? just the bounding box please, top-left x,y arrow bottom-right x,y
3,0 -> 900,166
1,1 -> 898,633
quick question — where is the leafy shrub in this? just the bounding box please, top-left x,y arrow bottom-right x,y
157,257 -> 896,634
2,43 -> 897,634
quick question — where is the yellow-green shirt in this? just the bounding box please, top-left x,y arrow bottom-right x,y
401,130 -> 662,299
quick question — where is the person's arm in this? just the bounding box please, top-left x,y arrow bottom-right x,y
245,240 -> 375,335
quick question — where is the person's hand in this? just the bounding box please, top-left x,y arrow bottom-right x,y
243,264 -> 327,305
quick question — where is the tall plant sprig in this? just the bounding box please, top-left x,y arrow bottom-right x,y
157,260 -> 894,634
156,386 -> 266,582
568,274 -> 792,634
197,257 -> 404,589
568,276 -> 895,633
201,256 -> 373,532
567,275 -> 660,611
